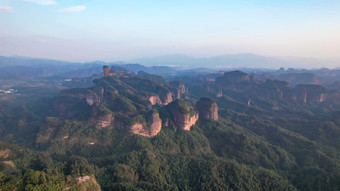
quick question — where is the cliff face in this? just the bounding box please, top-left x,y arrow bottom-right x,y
149,95 -> 162,105
178,82 -> 186,94
196,97 -> 218,121
103,66 -> 115,77
214,72 -> 340,104
162,92 -> 173,105
167,99 -> 198,131
130,111 -> 162,138
294,84 -> 327,103
86,90 -> 100,106
171,112 -> 198,131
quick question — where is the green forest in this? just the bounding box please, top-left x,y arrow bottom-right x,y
1,68 -> 340,191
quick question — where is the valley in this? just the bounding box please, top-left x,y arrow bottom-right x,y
1,57 -> 340,190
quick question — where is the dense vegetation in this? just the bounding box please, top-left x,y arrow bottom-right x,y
1,66 -> 340,190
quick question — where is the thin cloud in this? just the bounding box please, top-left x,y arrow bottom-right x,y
23,0 -> 57,5
58,5 -> 86,13
0,6 -> 13,12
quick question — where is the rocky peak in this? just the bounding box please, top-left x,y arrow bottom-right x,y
167,99 -> 198,131
215,70 -> 257,92
220,70 -> 250,83
196,97 -> 218,121
103,65 -> 115,77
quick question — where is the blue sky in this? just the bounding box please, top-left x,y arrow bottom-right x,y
1,0 -> 340,62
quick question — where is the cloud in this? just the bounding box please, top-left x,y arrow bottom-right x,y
0,6 -> 13,12
58,5 -> 86,13
23,0 -> 57,5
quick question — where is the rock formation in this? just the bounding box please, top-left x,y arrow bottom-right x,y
86,90 -> 100,106
162,92 -> 173,105
167,99 -> 198,131
130,110 -> 162,138
178,81 -> 186,93
215,70 -> 257,92
149,95 -> 162,105
294,84 -> 327,103
217,70 -> 250,84
170,81 -> 187,94
103,65 -> 115,77
196,97 -> 218,121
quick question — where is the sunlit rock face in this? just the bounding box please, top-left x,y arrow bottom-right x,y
167,99 -> 198,131
130,110 -> 162,138
162,92 -> 173,105
196,97 -> 218,121
149,95 -> 162,105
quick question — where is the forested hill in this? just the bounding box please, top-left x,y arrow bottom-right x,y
1,66 -> 340,190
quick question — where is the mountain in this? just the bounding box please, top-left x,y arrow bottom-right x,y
2,61 -> 340,190
131,53 -> 336,69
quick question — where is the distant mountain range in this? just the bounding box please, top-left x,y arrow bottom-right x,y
1,54 -> 339,70
131,53 -> 340,69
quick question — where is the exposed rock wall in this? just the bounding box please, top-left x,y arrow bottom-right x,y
167,99 -> 199,131
171,112 -> 198,131
196,97 -> 218,121
130,111 -> 162,138
103,66 -> 115,77
162,92 -> 173,105
149,95 -> 162,105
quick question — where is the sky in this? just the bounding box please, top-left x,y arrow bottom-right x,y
1,0 -> 340,64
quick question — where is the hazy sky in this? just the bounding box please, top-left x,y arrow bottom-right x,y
1,0 -> 340,62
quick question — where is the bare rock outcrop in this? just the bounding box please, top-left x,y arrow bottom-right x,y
294,84 -> 328,103
130,110 -> 162,138
103,65 -> 115,77
167,99 -> 198,131
149,95 -> 162,105
162,92 -> 173,105
86,90 -> 100,106
196,97 -> 218,121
